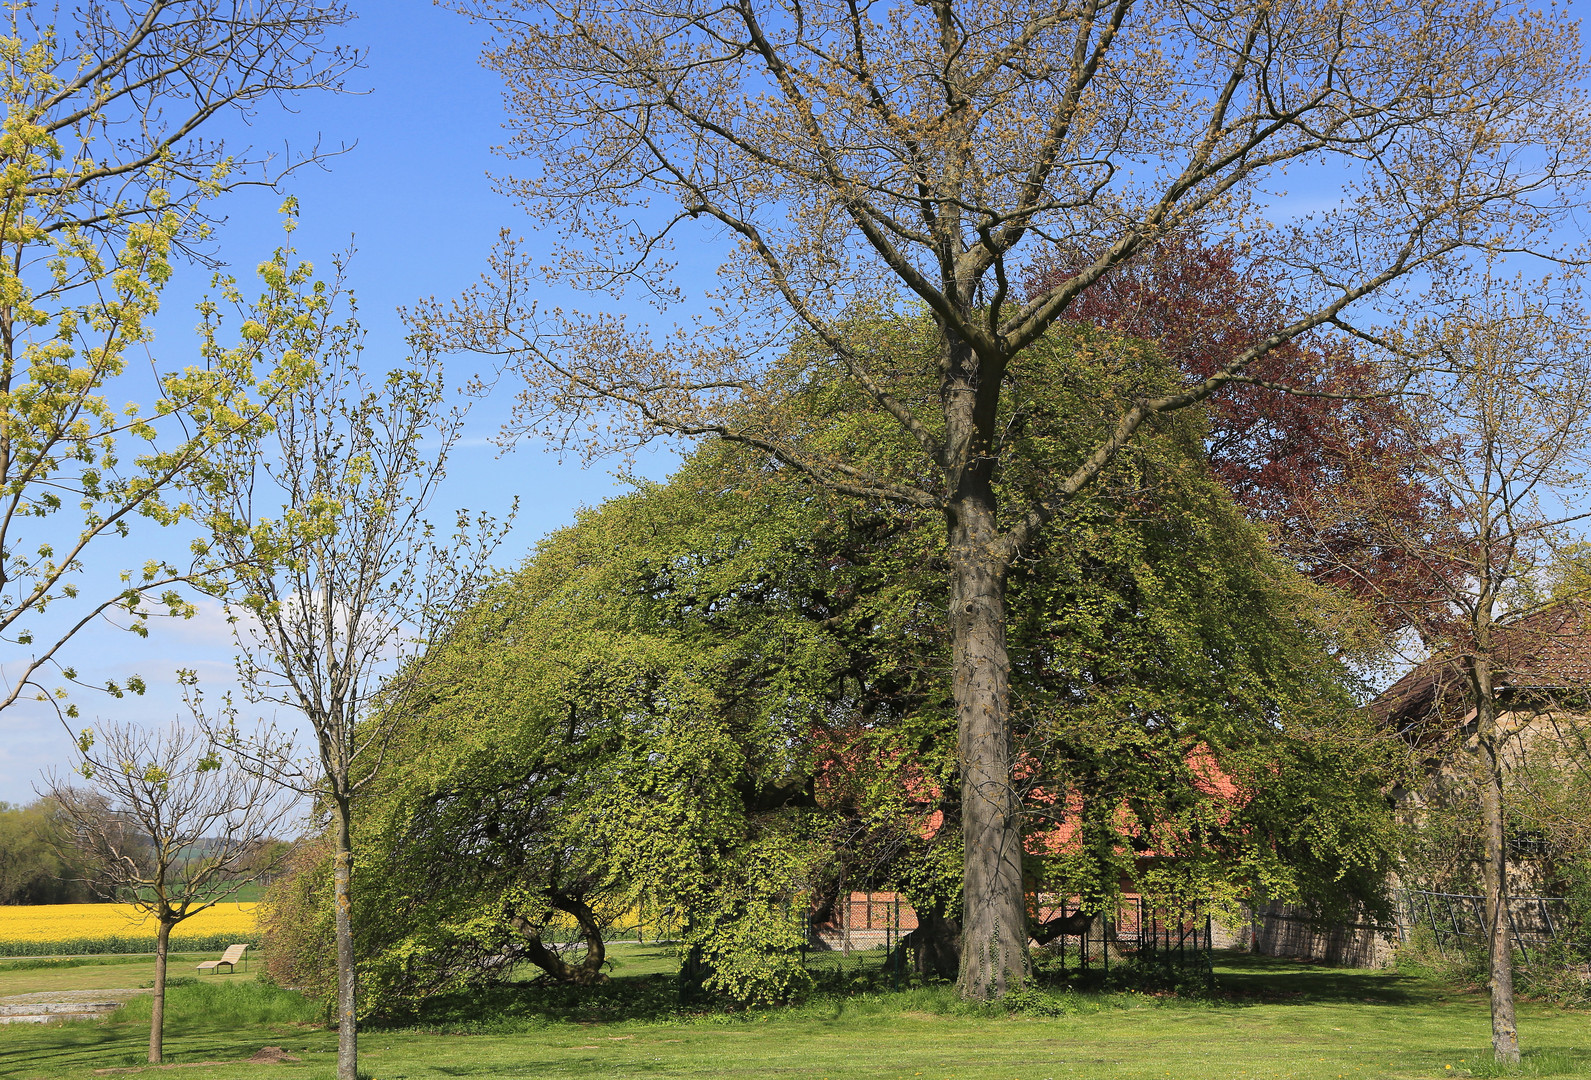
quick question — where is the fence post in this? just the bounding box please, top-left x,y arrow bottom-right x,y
842,885 -> 850,961
801,897 -> 810,969
1205,911 -> 1215,993
1444,894 -> 1463,956
1506,898 -> 1531,964
1424,893 -> 1447,958
1539,897 -> 1558,939
1103,911 -> 1110,977
893,895 -> 902,989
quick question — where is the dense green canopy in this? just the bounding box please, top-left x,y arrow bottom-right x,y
263,319 -> 1396,1010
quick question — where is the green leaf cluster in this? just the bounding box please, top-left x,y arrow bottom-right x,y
266,315 -> 1398,1010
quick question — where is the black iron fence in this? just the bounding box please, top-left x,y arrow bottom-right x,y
539,890 -> 1217,989
1038,894 -> 1215,987
805,891 -> 1214,986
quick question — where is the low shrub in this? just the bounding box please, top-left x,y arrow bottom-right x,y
1396,925 -> 1487,988
0,955 -> 99,971
999,986 -> 1088,1016
1512,943 -> 1591,1009
111,980 -> 321,1031
1398,924 -> 1591,1008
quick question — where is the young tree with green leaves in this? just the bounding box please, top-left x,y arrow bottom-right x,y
192,244 -> 512,1080
0,1 -> 356,722
45,720 -> 291,1064
1336,286 -> 1591,1063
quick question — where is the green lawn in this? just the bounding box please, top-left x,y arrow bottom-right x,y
0,954 -> 256,997
2,950 -> 1588,1079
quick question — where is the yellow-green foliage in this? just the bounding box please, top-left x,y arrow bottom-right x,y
269,315 -> 1396,1012
355,452 -> 843,1007
0,14 -> 325,719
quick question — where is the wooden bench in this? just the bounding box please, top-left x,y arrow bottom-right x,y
196,944 -> 248,975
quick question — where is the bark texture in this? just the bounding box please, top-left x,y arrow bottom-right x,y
333,798 -> 358,1080
1473,653 -> 1521,1064
894,904 -> 961,979
149,920 -> 170,1063
949,494 -> 1028,999
511,893 -> 611,984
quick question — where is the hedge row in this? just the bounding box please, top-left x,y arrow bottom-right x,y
0,933 -> 262,957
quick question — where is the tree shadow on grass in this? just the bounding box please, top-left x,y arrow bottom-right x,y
1209,949 -> 1439,1006
368,948 -> 1468,1031
0,1022 -> 293,1078
0,1020 -> 139,1077
379,972 -> 688,1031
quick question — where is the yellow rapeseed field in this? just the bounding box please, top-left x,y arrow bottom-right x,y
0,902 -> 257,944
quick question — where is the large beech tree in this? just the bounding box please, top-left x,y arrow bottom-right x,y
432,0 -> 1591,998
323,321 -> 1397,1011
273,360 -> 1393,1010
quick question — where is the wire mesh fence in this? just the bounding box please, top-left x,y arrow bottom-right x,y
1399,889 -> 1587,963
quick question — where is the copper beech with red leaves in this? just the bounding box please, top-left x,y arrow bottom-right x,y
426,0 -> 1591,999
1033,238 -> 1458,635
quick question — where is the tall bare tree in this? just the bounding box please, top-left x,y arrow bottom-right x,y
1346,286 -> 1591,1063
423,0 -> 1591,998
193,247 -> 512,1080
45,719 -> 292,1064
0,0 -> 357,723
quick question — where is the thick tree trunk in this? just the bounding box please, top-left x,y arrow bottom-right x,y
1473,654 -> 1520,1064
893,903 -> 961,979
948,498 -> 1028,1000
149,918 -> 170,1063
510,893 -> 611,984
333,797 -> 358,1080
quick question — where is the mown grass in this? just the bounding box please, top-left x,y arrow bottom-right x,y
0,953 -> 256,996
1,951 -> 1589,1079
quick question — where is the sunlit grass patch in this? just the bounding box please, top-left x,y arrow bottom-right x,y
111,980 -> 320,1031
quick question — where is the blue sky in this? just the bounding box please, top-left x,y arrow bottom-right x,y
4,2 -> 1588,805
0,2 -> 685,804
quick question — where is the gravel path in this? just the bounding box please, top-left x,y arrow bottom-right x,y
0,987 -> 148,1022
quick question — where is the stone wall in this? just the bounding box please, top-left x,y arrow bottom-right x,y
1219,902 -> 1400,968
